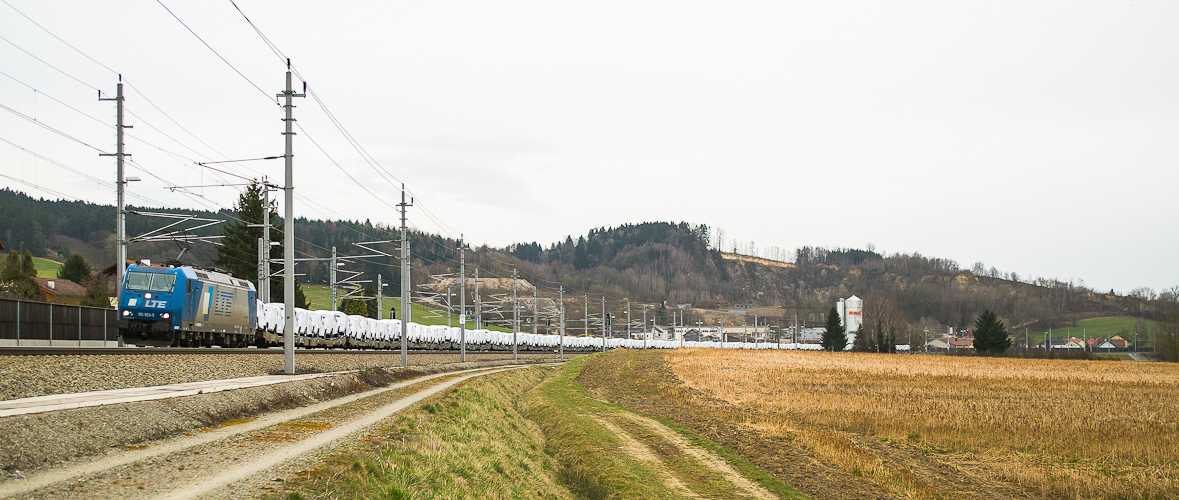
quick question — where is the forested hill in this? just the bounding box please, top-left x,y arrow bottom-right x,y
0,188 -> 452,289
485,224 -> 1174,332
1,189 -> 1172,330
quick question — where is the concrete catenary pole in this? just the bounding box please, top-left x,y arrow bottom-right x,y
257,238 -> 265,298
474,267 -> 481,329
398,183 -> 413,368
626,300 -> 631,341
377,274 -> 383,319
261,182 -> 271,302
99,77 -> 129,302
512,268 -> 519,360
532,284 -> 538,335
330,246 -> 337,311
601,295 -> 607,351
459,237 -> 467,362
278,62 -> 304,375
558,285 -> 564,359
587,294 -> 594,337
643,305 -> 647,349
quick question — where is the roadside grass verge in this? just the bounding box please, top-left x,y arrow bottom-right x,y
272,355 -> 801,499
527,354 -> 801,499
525,354 -> 682,499
271,366 -> 570,500
645,413 -> 806,499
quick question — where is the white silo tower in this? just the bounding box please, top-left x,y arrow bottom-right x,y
845,295 -> 863,333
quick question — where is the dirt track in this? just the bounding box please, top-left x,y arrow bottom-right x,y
579,350 -> 1032,500
579,349 -> 896,500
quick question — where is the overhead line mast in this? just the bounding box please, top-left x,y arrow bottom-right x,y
278,60 -> 305,375
99,76 -> 131,303
398,183 -> 413,368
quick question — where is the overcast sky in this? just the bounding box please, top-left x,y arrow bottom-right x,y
1,1 -> 1176,293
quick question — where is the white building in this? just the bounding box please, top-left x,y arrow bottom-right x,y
836,295 -> 863,333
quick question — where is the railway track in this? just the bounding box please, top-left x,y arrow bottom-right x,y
0,346 -> 595,356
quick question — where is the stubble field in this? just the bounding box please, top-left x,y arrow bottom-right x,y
666,349 -> 1179,499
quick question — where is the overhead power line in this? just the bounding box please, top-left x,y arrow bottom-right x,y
0,34 -> 102,92
155,0 -> 278,106
0,101 -> 108,153
1,0 -> 120,76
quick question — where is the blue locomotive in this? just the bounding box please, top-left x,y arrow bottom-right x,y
117,264 -> 257,347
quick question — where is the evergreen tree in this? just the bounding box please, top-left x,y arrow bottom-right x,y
1157,311 -> 1179,362
363,283 -> 378,318
851,321 -> 873,352
214,180 -> 273,287
295,278 -> 310,309
573,236 -> 590,270
57,253 -> 92,283
821,306 -> 847,351
2,249 -> 40,300
81,282 -> 111,308
972,309 -> 1011,355
2,250 -> 23,281
340,297 -> 367,316
214,180 -> 307,304
21,250 -> 36,278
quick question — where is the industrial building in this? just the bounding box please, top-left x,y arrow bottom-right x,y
836,295 -> 863,333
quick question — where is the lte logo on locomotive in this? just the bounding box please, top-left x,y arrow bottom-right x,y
143,300 -> 168,309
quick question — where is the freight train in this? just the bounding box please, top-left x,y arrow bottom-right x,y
116,264 -> 860,351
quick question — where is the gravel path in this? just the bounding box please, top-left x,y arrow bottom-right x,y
0,366 -> 526,500
0,352 -> 563,401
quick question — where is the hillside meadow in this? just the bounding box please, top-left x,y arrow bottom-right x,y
668,349 -> 1179,499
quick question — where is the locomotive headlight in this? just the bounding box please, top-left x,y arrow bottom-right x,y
162,313 -> 171,319
145,293 -> 152,299
122,310 -> 131,317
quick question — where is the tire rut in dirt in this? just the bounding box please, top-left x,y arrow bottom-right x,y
578,350 -> 899,500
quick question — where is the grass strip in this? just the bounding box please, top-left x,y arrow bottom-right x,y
649,413 -> 807,499
271,366 -> 570,500
525,354 -> 686,500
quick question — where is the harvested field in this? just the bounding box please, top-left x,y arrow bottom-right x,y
666,349 -> 1179,499
579,349 -> 1179,499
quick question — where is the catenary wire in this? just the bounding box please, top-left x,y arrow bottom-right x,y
154,0 -> 278,107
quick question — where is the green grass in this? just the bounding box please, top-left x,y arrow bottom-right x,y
525,355 -> 686,499
1007,316 -> 1157,349
301,284 -> 511,332
270,367 -> 574,500
526,355 -> 804,499
1070,316 -> 1156,337
32,257 -> 62,278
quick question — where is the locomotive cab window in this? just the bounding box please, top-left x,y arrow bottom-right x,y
149,274 -> 176,292
126,272 -> 153,291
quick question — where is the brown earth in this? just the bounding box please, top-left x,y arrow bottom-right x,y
579,350 -> 1034,500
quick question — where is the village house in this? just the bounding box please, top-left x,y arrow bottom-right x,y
31,277 -> 86,305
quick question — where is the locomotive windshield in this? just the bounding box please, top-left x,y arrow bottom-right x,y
125,271 -> 177,292
149,274 -> 176,292
125,272 -> 152,291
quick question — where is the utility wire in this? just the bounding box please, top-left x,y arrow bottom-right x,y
0,172 -> 81,201
0,136 -> 173,207
225,0 -> 464,239
1,0 -> 120,76
0,34 -> 102,92
0,69 -> 108,127
154,0 -> 278,107
0,101 -> 107,153
0,2 -> 363,276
